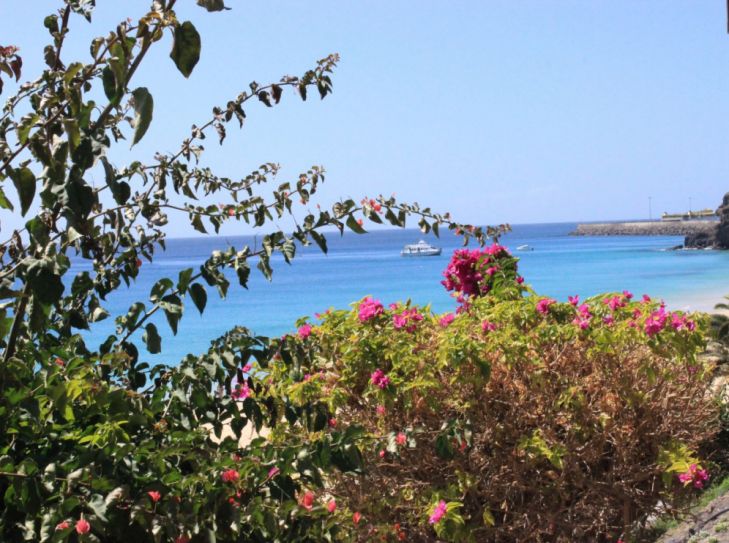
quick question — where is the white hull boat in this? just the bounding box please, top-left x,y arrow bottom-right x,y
401,240 -> 442,257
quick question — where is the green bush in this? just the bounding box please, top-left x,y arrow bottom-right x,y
268,246 -> 719,542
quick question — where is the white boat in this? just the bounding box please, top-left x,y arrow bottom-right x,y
516,244 -> 534,251
401,240 -> 442,257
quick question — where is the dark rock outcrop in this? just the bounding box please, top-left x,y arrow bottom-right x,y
684,192 -> 729,249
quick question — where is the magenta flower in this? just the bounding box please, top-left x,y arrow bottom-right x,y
241,363 -> 252,373
642,294 -> 651,303
485,266 -> 498,277
231,382 -> 250,400
358,297 -> 384,323
439,313 -> 456,328
267,466 -> 280,479
429,500 -> 447,525
392,307 -> 424,333
577,304 -> 591,318
370,369 -> 391,389
481,320 -> 496,333
645,307 -> 668,337
568,295 -> 579,306
516,276 -> 525,284
605,295 -> 625,311
623,290 -> 633,300
298,323 -> 312,339
603,315 -> 614,325
678,464 -> 709,489
572,317 -> 590,330
536,298 -> 556,315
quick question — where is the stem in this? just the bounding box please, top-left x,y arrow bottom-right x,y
3,283 -> 30,364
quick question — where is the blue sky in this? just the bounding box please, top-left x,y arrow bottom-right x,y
3,1 -> 729,236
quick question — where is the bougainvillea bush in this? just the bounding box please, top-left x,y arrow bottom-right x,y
267,245 -> 719,542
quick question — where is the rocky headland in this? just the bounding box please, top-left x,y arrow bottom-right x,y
684,192 -> 729,249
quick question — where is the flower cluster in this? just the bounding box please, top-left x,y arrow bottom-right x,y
358,297 -> 384,323
678,464 -> 709,489
536,298 -> 556,315
392,306 -> 423,333
298,323 -> 313,339
231,382 -> 251,400
370,369 -> 391,390
441,243 -> 517,304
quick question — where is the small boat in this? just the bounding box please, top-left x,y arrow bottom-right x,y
516,244 -> 534,251
401,240 -> 442,257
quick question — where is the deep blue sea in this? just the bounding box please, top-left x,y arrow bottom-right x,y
79,223 -> 729,363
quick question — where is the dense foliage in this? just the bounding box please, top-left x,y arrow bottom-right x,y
0,2 -> 500,541
269,246 -> 719,542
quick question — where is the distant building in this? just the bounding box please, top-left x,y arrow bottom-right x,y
661,208 -> 717,222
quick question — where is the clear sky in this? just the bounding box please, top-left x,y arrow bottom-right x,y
2,1 -> 729,236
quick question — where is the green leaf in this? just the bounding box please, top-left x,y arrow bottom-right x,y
130,87 -> 153,147
9,167 -> 36,216
346,214 -> 366,234
196,0 -> 230,11
102,66 -> 122,105
0,186 -> 14,211
170,21 -> 201,78
189,283 -> 207,314
143,323 -> 162,354
160,294 -> 183,335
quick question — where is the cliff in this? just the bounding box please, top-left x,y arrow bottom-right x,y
571,221 -> 717,237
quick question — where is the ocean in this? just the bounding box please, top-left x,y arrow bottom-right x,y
79,222 -> 729,363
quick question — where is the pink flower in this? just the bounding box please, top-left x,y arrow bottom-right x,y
603,315 -> 614,325
242,363 -> 252,373
55,521 -> 70,531
396,432 -> 407,446
642,294 -> 651,303
572,317 -> 590,330
300,490 -> 315,510
231,382 -> 250,400
485,266 -> 498,276
370,369 -> 391,389
353,512 -> 362,525
516,276 -> 525,284
623,290 -> 633,300
577,304 -> 591,318
376,405 -> 386,416
645,307 -> 668,337
429,500 -> 447,525
379,450 -> 386,458
75,519 -> 91,535
221,469 -> 240,483
358,297 -> 384,322
605,295 -> 625,311
568,295 -> 579,306
147,490 -> 161,503
298,323 -> 312,339
267,466 -> 280,479
392,307 -> 424,333
481,320 -> 496,333
328,418 -> 337,428
678,464 -> 709,489
536,298 -> 556,315
439,313 -> 456,327
327,499 -> 337,513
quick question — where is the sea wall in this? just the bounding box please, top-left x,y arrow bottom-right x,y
571,220 -> 718,237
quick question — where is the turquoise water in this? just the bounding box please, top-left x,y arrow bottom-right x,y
79,222 -> 729,363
